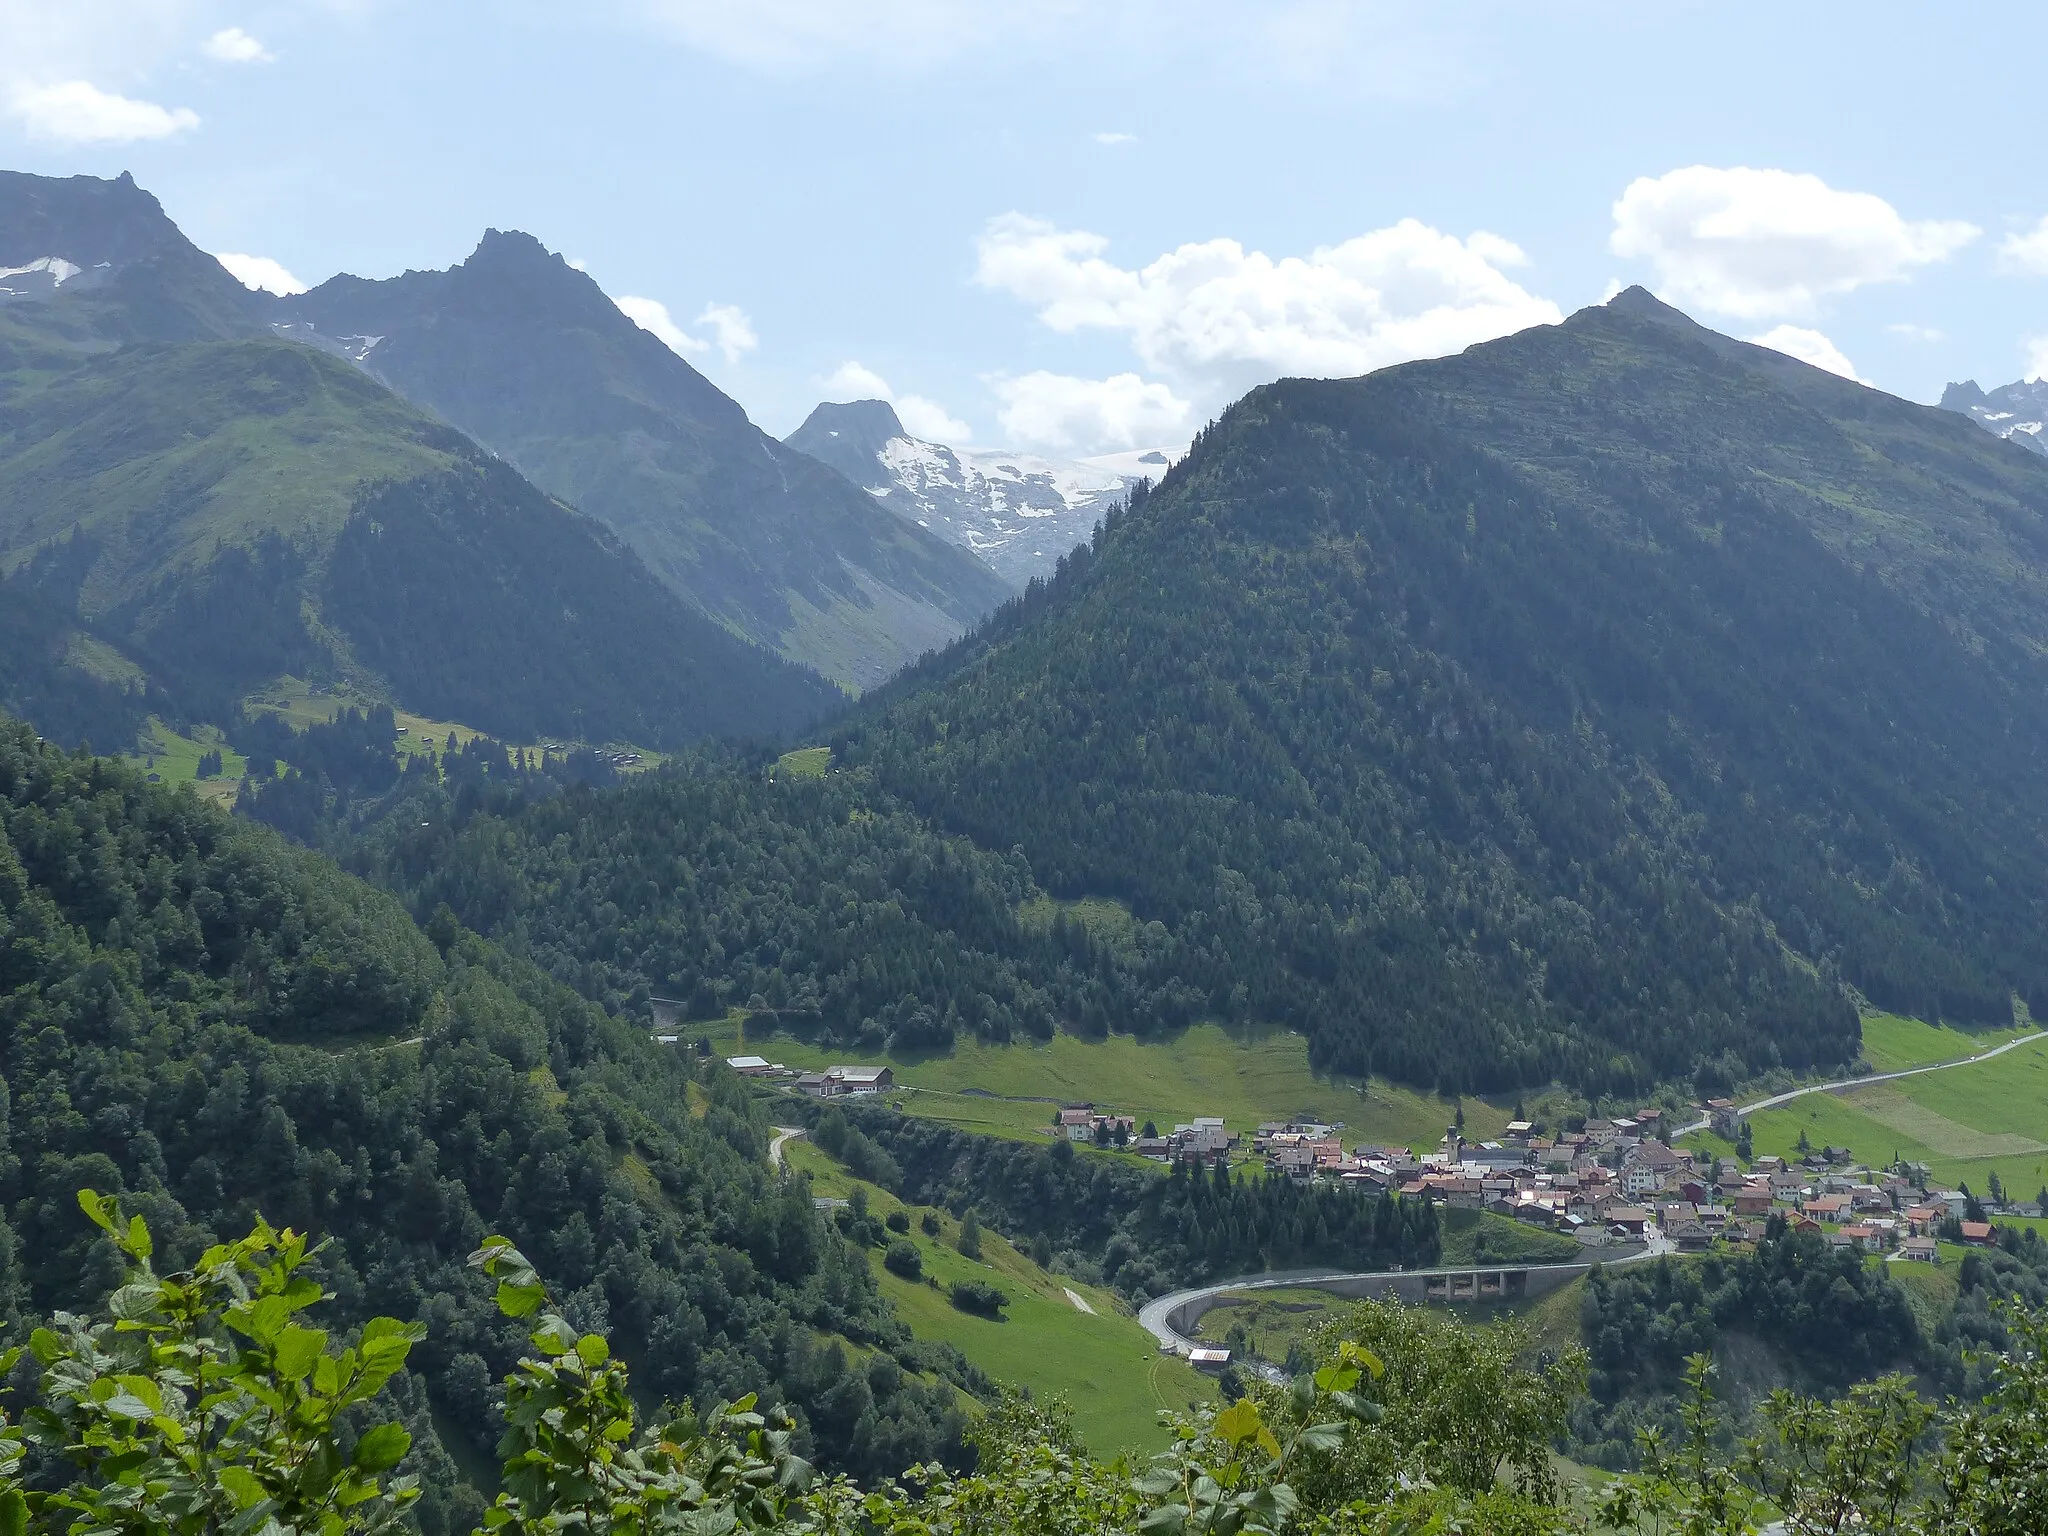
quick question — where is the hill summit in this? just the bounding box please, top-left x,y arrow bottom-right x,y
841,286 -> 2048,1095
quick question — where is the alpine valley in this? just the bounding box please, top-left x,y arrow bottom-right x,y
11,160 -> 2048,1523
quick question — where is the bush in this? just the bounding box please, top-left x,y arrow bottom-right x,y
884,1239 -> 923,1280
957,1210 -> 982,1260
949,1279 -> 1008,1317
886,1209 -> 911,1233
920,1211 -> 942,1236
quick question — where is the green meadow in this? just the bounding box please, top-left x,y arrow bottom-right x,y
781,1138 -> 1211,1454
1740,1034 -> 2048,1192
713,1019 -> 1496,1152
1856,1011 -> 2029,1073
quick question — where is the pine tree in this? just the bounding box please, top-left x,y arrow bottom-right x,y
957,1210 -> 982,1260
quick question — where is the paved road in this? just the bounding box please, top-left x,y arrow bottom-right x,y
1675,1030 -> 2048,1136
769,1127 -> 804,1168
1139,1235 -> 1672,1362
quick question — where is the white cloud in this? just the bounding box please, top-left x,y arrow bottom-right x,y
694,302 -> 758,364
2000,216 -> 2048,277
1610,166 -> 1978,321
822,360 -> 971,443
1885,322 -> 1944,342
989,370 -> 1193,456
616,295 -> 708,356
1094,131 -> 1137,145
6,79 -> 198,143
202,26 -> 272,63
1747,325 -> 1868,384
616,296 -> 759,365
975,212 -> 1561,407
215,252 -> 306,295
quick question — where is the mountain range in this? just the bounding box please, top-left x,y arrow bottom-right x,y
272,234 -> 1010,685
783,399 -> 1173,587
1941,375 -> 2048,457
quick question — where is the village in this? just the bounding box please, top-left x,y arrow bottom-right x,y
721,1055 -> 2014,1264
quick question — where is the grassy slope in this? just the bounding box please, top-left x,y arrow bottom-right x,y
1741,1035 -> 2048,1190
1858,1012 -> 2028,1073
712,1019 -> 1499,1151
781,1139 -> 1211,1454
0,340 -> 459,612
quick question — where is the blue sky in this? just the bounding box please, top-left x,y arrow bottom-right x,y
6,2 -> 2047,455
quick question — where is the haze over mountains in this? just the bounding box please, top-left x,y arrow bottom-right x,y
273,234 -> 1011,686
784,398 -> 1174,586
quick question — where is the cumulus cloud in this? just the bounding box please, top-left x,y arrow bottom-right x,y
615,296 -> 758,364
989,370 -> 1193,456
2000,216 -> 2048,277
1609,166 -> 1977,321
694,302 -> 758,364
616,296 -> 707,355
1747,325 -> 1868,384
976,212 -> 1560,405
203,27 -> 272,63
215,252 -> 306,295
822,360 -> 971,442
6,79 -> 198,143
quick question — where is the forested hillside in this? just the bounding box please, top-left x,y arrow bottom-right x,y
0,721 -> 972,1511
0,170 -> 841,752
278,231 -> 1012,686
831,290 -> 2048,1095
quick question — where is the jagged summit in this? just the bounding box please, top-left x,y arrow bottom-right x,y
1941,374 -> 2048,457
276,233 -> 1009,686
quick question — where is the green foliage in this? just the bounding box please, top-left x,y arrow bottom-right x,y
946,1280 -> 1005,1317
954,1212 -> 981,1261
11,1189 -> 424,1536
882,1241 -> 921,1281
0,719 -> 971,1494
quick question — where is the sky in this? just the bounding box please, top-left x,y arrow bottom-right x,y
5,1 -> 2048,457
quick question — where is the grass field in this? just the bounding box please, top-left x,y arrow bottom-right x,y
781,1138 -> 1210,1453
716,1019 -> 1498,1152
773,746 -> 832,779
1740,1034 -> 2048,1192
127,718 -> 246,805
1857,1012 -> 2028,1073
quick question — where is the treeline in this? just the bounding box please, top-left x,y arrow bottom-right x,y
818,1105 -> 1441,1301
1570,1222 -> 1922,1466
0,720 -> 972,1518
335,762 -> 1213,1047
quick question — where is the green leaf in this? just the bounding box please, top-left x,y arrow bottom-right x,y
575,1334 -> 610,1367
495,1280 -> 546,1320
229,1295 -> 291,1346
125,1213 -> 153,1260
1214,1400 -> 1264,1449
76,1189 -> 118,1235
0,1488 -> 26,1536
1139,1505 -> 1187,1536
274,1326 -> 328,1383
107,1282 -> 164,1322
352,1422 -> 412,1473
218,1466 -> 269,1511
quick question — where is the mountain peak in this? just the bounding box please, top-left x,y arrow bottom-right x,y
1940,379 -> 1988,409
799,398 -> 908,444
1603,284 -> 1698,327
0,167 -> 183,269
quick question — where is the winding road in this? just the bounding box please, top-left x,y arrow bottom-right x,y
769,1126 -> 804,1168
1139,1235 -> 1672,1367
1674,1030 -> 2047,1137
